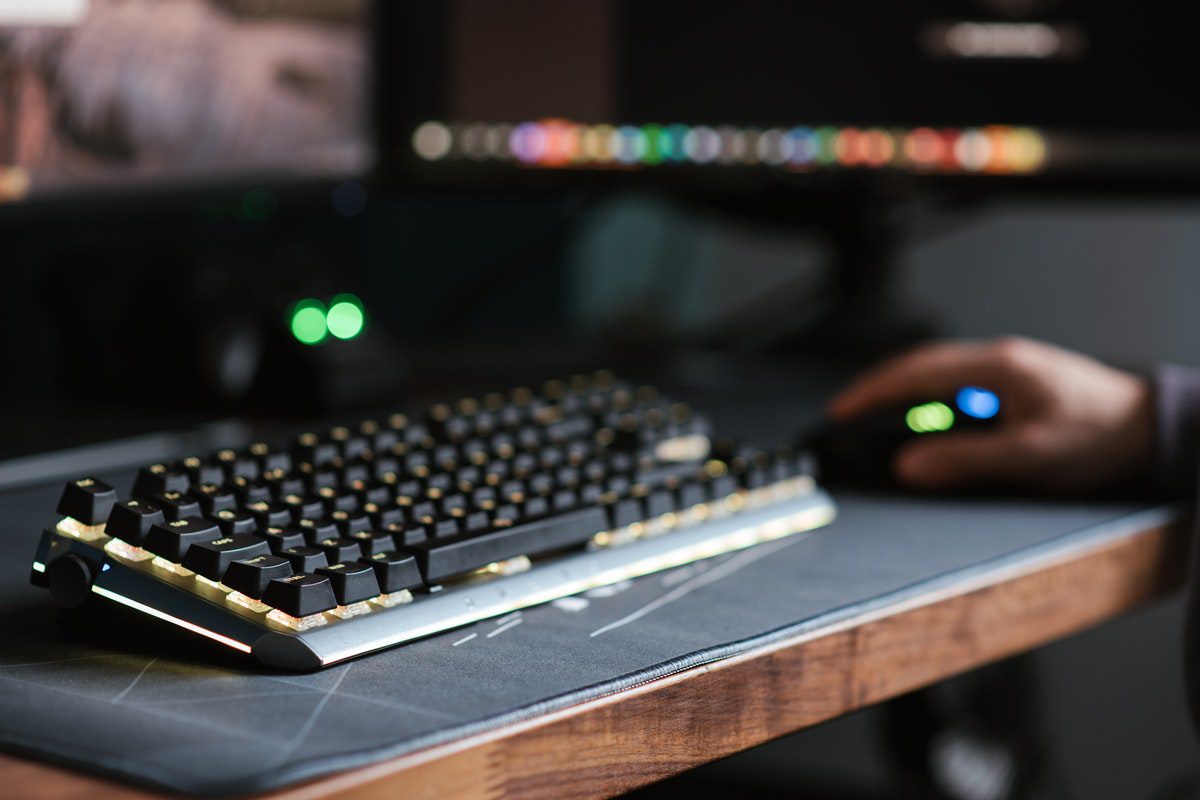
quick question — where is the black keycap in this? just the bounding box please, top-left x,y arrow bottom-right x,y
500,479 -> 526,504
262,573 -> 337,617
579,483 -> 604,506
248,443 -> 291,473
523,496 -> 549,519
144,517 -> 221,562
315,562 -> 380,605
348,529 -> 394,556
610,452 -> 635,472
279,546 -> 329,573
292,432 -> 339,467
214,448 -> 258,482
192,484 -> 237,516
313,537 -> 362,563
427,518 -> 461,540
132,464 -> 189,500
492,503 -> 519,524
364,502 -> 403,529
281,493 -> 324,522
708,474 -> 739,499
222,554 -> 292,598
608,497 -> 643,528
361,420 -> 397,453
263,470 -> 305,499
551,489 -> 577,512
177,456 -> 224,488
329,426 -> 370,460
409,500 -> 437,524
438,493 -> 468,517
104,498 -> 163,545
528,474 -> 554,497
181,535 -> 271,581
359,551 -> 423,593
606,475 -> 632,496
676,482 -> 706,508
433,445 -> 459,472
463,510 -> 491,533
425,471 -> 454,494
57,477 -> 117,525
511,453 -> 537,479
471,486 -> 498,510
403,452 -> 431,479
386,522 -> 427,548
212,508 -> 258,536
245,500 -> 291,529
368,454 -> 401,480
359,484 -> 393,506
230,476 -> 272,505
258,526 -> 308,553
319,488 -> 359,515
409,506 -> 607,583
296,517 -> 339,544
153,491 -> 201,522
636,462 -> 695,489
645,490 -> 674,517
331,510 -> 371,537
340,460 -> 370,489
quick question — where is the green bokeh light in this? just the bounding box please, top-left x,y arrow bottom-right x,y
240,188 -> 278,221
814,126 -> 839,165
905,401 -> 955,434
641,124 -> 665,165
326,294 -> 365,340
290,299 -> 327,345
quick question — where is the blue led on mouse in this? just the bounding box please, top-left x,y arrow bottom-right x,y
956,386 -> 1000,420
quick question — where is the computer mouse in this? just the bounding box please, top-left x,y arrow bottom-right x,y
804,386 -> 1002,487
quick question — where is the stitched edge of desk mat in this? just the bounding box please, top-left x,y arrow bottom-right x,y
1,503 -> 1174,797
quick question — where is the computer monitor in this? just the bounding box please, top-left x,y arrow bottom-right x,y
0,0 -> 371,205
378,0 -> 1200,188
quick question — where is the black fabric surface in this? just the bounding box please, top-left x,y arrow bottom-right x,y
0,472 -> 1168,795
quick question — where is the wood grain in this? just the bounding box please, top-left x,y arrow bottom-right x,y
2,517 -> 1187,800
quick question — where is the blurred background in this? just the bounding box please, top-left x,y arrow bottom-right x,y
3,1 -> 1200,797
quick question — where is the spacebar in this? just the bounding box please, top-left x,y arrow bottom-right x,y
414,507 -> 609,583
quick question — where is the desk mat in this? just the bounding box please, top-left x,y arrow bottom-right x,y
0,471 -> 1172,795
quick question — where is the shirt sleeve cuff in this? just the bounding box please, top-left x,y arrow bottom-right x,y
1151,362 -> 1200,495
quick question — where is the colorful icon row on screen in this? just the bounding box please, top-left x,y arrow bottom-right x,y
412,121 -> 1047,174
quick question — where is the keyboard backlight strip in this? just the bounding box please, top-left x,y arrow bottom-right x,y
104,539 -> 154,562
267,609 -> 328,631
195,575 -> 233,593
90,584 -> 252,654
372,590 -> 413,608
152,557 -> 194,577
56,517 -> 106,541
330,601 -> 372,620
227,591 -> 271,613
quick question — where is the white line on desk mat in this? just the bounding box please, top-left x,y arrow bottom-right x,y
589,537 -> 796,637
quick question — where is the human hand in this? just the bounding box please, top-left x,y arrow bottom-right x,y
827,337 -> 1153,491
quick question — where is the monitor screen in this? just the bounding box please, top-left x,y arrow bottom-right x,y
0,0 -> 371,204
381,0 -> 1200,185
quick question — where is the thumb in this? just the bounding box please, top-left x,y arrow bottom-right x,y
893,432 -> 1031,490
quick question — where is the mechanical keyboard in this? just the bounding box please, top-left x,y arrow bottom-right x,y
30,373 -> 835,670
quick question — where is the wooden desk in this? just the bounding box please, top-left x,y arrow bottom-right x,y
4,512 -> 1188,800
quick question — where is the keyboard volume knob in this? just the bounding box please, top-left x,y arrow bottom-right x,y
47,554 -> 94,610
